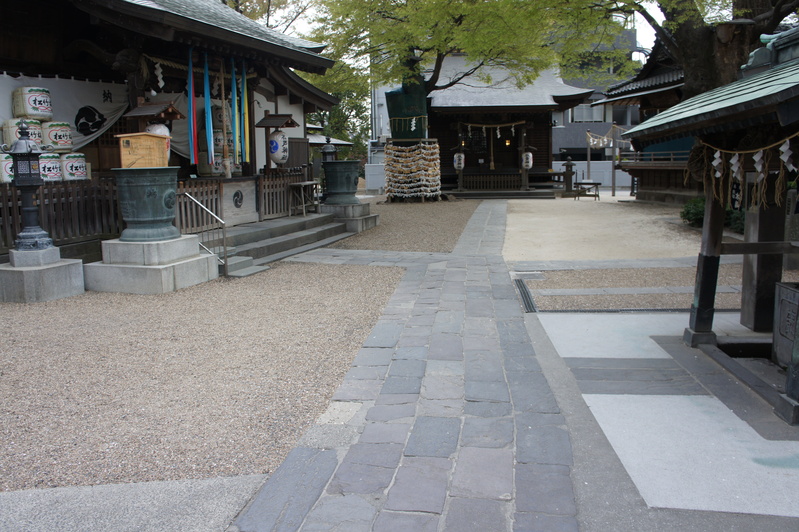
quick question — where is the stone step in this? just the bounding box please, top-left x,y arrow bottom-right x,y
234,223 -> 348,260
252,231 -> 355,266
223,254 -> 253,274
226,264 -> 272,278
219,213 -> 338,248
447,190 -> 556,199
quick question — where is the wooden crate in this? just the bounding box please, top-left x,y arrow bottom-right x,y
116,132 -> 170,168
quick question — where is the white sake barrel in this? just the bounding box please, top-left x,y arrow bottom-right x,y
40,153 -> 63,181
61,153 -> 88,180
198,153 -> 224,176
4,118 -> 42,145
211,105 -> 230,129
42,121 -> 73,152
0,154 -> 14,183
13,87 -> 53,121
212,129 -> 224,151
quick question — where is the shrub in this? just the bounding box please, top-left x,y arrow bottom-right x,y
680,197 -> 706,227
679,196 -> 746,234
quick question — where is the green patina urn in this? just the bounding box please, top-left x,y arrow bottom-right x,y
323,160 -> 361,205
113,166 -> 181,242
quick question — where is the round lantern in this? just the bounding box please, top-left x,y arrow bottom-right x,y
522,151 -> 534,170
453,152 -> 465,171
269,129 -> 289,164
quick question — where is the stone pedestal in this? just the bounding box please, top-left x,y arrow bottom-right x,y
0,247 -> 84,303
84,235 -> 218,294
320,203 -> 379,233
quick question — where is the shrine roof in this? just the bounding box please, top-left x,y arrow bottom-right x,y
72,0 -> 333,73
428,56 -> 592,112
624,59 -> 799,143
624,26 -> 799,145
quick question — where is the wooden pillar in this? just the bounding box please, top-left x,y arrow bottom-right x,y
520,130 -> 529,191
684,186 -> 726,346
741,175 -> 786,331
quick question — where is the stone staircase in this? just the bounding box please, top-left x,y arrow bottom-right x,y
213,213 -> 354,278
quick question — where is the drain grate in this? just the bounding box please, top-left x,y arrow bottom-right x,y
514,278 -> 537,313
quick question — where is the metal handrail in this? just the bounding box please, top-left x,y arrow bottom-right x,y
179,192 -> 229,277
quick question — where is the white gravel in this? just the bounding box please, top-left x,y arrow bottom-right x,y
0,262 -> 405,491
3,193 -> 791,491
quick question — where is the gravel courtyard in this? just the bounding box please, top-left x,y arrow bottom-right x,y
2,194 -> 791,492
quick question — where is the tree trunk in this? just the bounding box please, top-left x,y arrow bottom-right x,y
674,23 -> 760,99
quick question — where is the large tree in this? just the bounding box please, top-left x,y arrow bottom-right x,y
615,0 -> 799,98
223,0 -> 315,33
313,0 -> 799,101
311,0 -> 630,95
301,61 -> 371,161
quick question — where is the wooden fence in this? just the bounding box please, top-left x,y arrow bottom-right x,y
1,179 -> 121,256
259,167 -> 309,219
1,169 -> 312,258
462,173 -> 522,190
176,179 -> 223,234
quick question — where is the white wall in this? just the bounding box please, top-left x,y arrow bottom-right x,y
554,160 -> 633,188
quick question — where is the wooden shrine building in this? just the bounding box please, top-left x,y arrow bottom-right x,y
1,0 -> 339,262
624,26 -> 799,343
428,56 -> 592,191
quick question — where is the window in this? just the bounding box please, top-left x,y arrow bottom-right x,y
571,104 -> 604,123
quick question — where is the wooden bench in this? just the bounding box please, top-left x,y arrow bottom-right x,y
574,181 -> 600,200
289,181 -> 320,216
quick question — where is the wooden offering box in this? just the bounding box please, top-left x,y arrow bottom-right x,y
116,132 -> 170,168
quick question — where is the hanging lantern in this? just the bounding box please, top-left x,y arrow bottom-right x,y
269,129 -> 289,164
522,152 -> 534,170
454,152 -> 465,170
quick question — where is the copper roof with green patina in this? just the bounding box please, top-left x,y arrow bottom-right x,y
624,58 -> 799,141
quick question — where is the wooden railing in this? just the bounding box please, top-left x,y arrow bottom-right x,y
1,179 -> 121,256
2,170 -> 312,259
462,173 -> 522,190
177,179 -> 223,234
259,167 -> 309,219
619,151 -> 691,167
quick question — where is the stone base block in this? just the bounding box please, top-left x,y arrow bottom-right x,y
10,247 -> 62,267
340,214 -> 380,233
683,327 -> 717,347
320,203 -> 372,219
84,253 -> 218,294
320,204 -> 379,233
0,259 -> 85,303
101,235 -> 202,266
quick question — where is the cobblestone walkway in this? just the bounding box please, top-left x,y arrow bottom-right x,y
231,200 -> 577,532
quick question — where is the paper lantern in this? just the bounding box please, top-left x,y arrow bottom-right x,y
269,129 -> 289,164
453,152 -> 465,170
522,152 -> 534,169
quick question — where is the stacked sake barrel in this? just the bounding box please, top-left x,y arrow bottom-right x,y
2,86 -> 86,183
198,104 -> 242,177
384,141 -> 441,200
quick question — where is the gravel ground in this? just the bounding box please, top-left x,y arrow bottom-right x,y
2,193 -> 793,491
0,263 -> 406,491
330,196 -> 479,252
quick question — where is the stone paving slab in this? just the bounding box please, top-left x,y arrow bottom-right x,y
232,201 -> 577,531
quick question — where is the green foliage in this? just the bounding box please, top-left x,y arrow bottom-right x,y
223,0 -> 314,32
728,209 -> 746,234
310,0 -> 632,94
680,196 -> 706,227
679,196 -> 746,234
300,61 -> 371,162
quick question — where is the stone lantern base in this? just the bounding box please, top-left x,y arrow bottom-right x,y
0,248 -> 84,303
